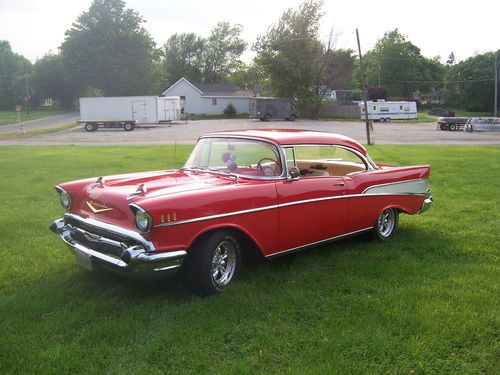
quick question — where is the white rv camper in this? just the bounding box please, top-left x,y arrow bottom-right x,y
360,100 -> 417,122
79,96 -> 181,131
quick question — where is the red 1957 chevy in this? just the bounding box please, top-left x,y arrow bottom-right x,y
50,129 -> 432,294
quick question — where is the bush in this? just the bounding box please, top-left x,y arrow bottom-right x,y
223,103 -> 237,116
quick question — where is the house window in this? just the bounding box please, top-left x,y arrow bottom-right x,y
212,98 -> 217,105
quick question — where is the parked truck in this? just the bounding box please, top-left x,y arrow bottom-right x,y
79,96 -> 181,131
250,97 -> 298,121
360,100 -> 417,122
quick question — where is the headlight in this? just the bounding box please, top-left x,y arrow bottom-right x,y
135,210 -> 152,232
56,186 -> 71,210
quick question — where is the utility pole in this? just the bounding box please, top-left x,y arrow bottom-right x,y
356,28 -> 371,145
495,53 -> 498,117
377,64 -> 381,87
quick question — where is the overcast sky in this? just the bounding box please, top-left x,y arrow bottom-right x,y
0,0 -> 498,64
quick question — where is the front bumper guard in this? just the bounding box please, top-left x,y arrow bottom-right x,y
50,218 -> 185,279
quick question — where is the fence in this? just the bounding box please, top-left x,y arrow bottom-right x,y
319,102 -> 360,118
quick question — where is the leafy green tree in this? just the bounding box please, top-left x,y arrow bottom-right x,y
33,53 -> 76,107
227,63 -> 270,95
202,22 -> 246,83
254,0 -> 329,117
0,40 -> 31,110
364,29 -> 444,98
61,0 -> 158,97
325,49 -> 356,90
163,33 -> 204,86
445,51 -> 499,112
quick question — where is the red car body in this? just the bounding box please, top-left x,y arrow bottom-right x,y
51,130 -> 432,293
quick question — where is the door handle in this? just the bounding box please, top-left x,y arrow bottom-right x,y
333,182 -> 345,187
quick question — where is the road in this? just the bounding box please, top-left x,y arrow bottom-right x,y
1,118 -> 500,146
0,112 -> 79,133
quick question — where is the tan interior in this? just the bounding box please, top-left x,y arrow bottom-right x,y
296,159 -> 366,177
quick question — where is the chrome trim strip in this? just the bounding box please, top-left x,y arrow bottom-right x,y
155,204 -> 279,228
154,191 -> 428,228
266,227 -> 373,258
362,178 -> 429,195
64,213 -> 156,252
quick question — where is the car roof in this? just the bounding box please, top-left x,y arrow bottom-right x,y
202,129 -> 367,155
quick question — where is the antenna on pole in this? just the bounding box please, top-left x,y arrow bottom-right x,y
356,28 -> 372,145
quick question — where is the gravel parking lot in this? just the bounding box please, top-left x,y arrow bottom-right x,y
2,118 -> 500,146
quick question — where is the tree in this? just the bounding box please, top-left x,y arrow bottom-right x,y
254,0 -> 330,117
364,29 -> 444,98
0,40 -> 31,110
61,0 -> 158,97
445,51 -> 499,112
33,53 -> 76,107
163,33 -> 204,86
325,49 -> 357,90
202,22 -> 246,83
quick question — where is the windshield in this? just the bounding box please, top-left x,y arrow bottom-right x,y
183,137 -> 282,177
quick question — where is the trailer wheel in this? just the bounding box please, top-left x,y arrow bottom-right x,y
379,118 -> 385,123
84,123 -> 96,132
123,123 -> 135,131
385,118 -> 391,123
263,113 -> 272,122
439,123 -> 448,130
449,124 -> 457,131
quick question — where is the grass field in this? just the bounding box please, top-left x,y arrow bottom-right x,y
0,108 -> 73,126
0,145 -> 498,374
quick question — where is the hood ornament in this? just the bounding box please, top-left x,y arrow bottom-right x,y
88,176 -> 106,190
86,200 -> 113,213
127,183 -> 147,200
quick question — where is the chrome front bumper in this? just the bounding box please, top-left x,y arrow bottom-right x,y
50,215 -> 186,279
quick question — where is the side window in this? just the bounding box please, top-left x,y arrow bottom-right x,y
212,98 -> 217,105
288,145 -> 367,178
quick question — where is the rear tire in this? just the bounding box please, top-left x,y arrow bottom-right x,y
84,123 -> 96,132
372,208 -> 399,241
263,113 -> 272,122
123,123 -> 135,131
184,230 -> 242,295
439,123 -> 448,130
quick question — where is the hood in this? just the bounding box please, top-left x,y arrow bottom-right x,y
68,170 -> 233,228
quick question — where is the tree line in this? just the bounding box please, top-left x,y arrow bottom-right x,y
0,0 -> 498,115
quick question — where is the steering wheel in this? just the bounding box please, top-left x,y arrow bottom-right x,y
256,158 -> 280,176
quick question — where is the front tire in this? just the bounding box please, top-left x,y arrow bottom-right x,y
372,208 -> 399,241
84,123 -> 96,132
184,230 -> 242,295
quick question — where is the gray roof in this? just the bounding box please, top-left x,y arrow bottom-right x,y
192,83 -> 254,96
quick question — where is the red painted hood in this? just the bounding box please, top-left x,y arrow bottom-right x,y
64,170 -> 233,229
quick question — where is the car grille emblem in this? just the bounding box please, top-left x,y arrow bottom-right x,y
86,200 -> 114,213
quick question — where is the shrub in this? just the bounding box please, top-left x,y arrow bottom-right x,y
223,103 -> 237,116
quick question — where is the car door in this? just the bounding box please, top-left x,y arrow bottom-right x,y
274,145 -> 349,254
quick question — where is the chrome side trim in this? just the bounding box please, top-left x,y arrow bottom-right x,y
362,178 -> 429,195
266,227 -> 373,258
155,204 -> 280,228
64,213 -> 156,252
154,191 -> 429,228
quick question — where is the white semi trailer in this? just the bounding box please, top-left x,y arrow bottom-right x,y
360,100 -> 417,123
79,96 -> 181,131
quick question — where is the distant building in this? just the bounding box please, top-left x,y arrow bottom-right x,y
162,77 -> 254,115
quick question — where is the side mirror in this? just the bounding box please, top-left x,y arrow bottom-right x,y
287,166 -> 300,181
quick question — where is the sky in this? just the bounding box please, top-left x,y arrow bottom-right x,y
0,0 -> 498,64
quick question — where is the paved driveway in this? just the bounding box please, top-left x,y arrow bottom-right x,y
0,112 -> 79,133
1,118 -> 500,146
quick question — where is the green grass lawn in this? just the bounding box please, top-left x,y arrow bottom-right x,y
0,145 -> 498,374
0,108 -> 73,126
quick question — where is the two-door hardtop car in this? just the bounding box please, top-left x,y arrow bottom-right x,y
50,129 -> 432,294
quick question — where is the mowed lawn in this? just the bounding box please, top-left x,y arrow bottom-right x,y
0,145 -> 498,374
0,108 -> 72,126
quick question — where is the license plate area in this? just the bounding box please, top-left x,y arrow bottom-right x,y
75,249 -> 93,271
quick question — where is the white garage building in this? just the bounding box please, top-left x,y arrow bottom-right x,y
162,77 -> 254,115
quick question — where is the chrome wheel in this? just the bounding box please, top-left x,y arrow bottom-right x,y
211,240 -> 237,288
376,208 -> 398,239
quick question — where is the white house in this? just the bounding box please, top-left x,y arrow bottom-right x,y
162,77 -> 254,115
